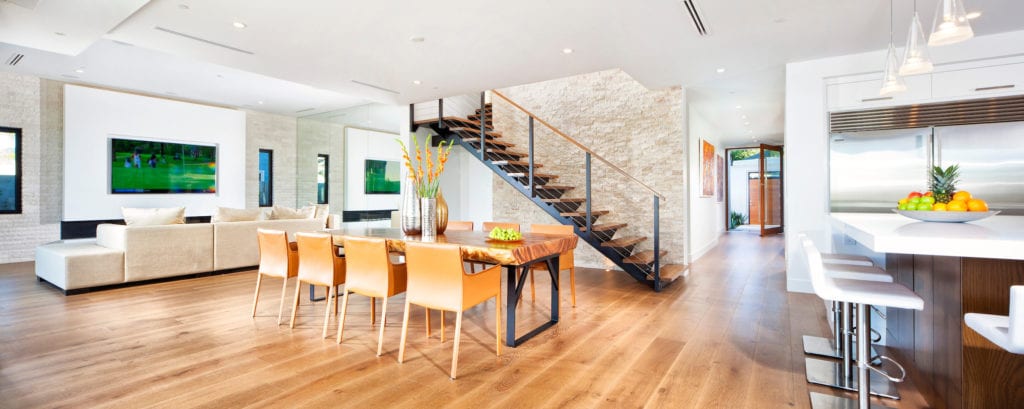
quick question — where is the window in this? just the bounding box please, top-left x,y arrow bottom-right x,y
0,127 -> 21,214
258,149 -> 273,207
317,154 -> 329,204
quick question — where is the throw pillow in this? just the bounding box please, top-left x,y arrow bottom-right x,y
308,203 -> 330,227
122,207 -> 186,226
269,205 -> 315,220
211,206 -> 263,223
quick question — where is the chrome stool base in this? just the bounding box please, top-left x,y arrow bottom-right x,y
805,358 -> 900,399
802,335 -> 879,360
810,392 -> 895,409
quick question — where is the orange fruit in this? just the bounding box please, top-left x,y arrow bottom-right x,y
947,200 -> 968,211
952,191 -> 972,202
933,203 -> 948,211
967,198 -> 989,212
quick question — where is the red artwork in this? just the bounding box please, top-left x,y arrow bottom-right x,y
701,140 -> 714,197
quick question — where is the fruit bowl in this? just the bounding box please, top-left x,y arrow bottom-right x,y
893,209 -> 1000,223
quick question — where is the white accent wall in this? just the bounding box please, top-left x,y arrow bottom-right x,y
784,30 -> 1024,293
344,127 -> 403,211
687,108 -> 725,261
63,85 -> 246,220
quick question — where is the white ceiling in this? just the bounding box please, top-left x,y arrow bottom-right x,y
2,0 -> 1023,139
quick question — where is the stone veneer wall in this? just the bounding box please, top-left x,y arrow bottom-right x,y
295,119 -> 345,211
0,72 -> 60,263
491,69 -> 687,269
246,111 -> 298,209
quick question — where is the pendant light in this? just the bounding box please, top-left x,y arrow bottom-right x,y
899,0 -> 933,75
880,0 -> 907,96
929,0 -> 974,46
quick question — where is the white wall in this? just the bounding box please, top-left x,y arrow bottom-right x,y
784,29 -> 1024,292
437,146 -> 493,229
64,85 -> 246,221
687,108 -> 726,261
344,127 -> 403,211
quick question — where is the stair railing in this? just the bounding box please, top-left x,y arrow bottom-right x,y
411,90 -> 670,290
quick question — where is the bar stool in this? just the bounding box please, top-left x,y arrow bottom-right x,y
804,263 -> 898,399
965,285 -> 1024,354
801,236 -> 924,409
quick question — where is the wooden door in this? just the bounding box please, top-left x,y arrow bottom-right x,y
759,144 -> 784,236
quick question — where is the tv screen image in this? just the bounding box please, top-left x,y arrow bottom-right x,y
364,159 -> 400,194
110,137 -> 217,194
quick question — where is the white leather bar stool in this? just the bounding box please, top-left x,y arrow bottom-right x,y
804,262 -> 899,399
801,236 -> 924,409
822,253 -> 875,267
965,286 -> 1024,354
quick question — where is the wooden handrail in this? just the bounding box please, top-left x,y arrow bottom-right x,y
490,89 -> 666,200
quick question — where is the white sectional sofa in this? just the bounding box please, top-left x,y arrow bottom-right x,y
35,218 -> 327,293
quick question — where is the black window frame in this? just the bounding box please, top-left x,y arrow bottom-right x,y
317,154 -> 329,205
0,127 -> 22,215
259,149 -> 274,207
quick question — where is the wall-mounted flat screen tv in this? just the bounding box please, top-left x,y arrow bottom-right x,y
364,159 -> 400,194
110,136 -> 217,194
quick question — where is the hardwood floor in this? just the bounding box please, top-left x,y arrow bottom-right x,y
0,232 -> 930,408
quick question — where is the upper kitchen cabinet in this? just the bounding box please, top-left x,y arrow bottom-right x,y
826,74 -> 931,112
932,62 -> 1024,101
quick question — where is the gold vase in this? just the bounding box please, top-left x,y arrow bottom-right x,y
436,188 -> 449,234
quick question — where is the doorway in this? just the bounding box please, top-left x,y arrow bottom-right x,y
725,145 -> 784,236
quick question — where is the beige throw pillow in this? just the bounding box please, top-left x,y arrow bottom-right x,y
211,206 -> 263,223
269,205 -> 315,220
308,203 -> 330,227
122,207 -> 186,226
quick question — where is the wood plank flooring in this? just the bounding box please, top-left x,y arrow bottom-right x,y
0,232 -> 931,408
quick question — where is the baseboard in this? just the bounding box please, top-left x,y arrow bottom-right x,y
689,236 -> 720,262
787,278 -> 814,294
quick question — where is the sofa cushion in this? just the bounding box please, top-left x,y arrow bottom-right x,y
117,224 -> 214,281
213,218 -> 325,270
211,206 -> 264,223
269,205 -> 315,220
122,207 -> 185,226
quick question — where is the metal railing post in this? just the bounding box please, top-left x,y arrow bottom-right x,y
409,104 -> 415,132
437,99 -> 443,130
653,196 -> 661,291
480,92 -> 486,160
585,152 -> 592,237
528,117 -> 535,197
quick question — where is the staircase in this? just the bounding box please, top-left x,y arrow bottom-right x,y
410,91 -> 685,291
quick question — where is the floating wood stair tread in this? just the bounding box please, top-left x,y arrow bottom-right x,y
449,127 -> 503,138
601,236 -> 646,248
466,138 -> 516,148
535,184 -> 574,190
623,250 -> 668,264
486,148 -> 527,157
655,264 -> 687,282
579,223 -> 626,232
492,160 -> 543,168
560,210 -> 608,217
542,198 -> 585,203
507,172 -> 557,179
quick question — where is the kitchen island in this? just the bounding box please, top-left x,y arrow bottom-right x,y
830,213 -> 1024,409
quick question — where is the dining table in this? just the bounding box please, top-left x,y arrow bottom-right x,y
324,226 -> 579,347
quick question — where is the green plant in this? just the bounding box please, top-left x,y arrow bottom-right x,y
729,211 -> 747,230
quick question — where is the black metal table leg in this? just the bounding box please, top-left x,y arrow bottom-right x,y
309,284 -> 325,302
504,254 -> 560,347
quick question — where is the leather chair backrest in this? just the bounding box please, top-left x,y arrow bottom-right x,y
296,232 -> 338,286
445,221 -> 474,231
257,228 -> 292,278
405,241 -> 465,311
343,236 -> 391,295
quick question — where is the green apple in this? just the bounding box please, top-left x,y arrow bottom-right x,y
920,196 -> 936,205
908,197 -> 922,205
915,203 -> 933,211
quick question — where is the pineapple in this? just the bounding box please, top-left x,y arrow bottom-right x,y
929,164 -> 960,204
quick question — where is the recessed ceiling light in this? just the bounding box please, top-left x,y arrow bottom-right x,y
232,21 -> 247,29
716,68 -> 726,73
257,100 -> 264,105
562,48 -> 574,54
409,36 -> 425,43
735,105 -> 743,109
54,32 -> 66,36
966,11 -> 982,19
412,80 -> 422,85
773,17 -> 787,24
216,74 -> 223,78
178,4 -> 190,10
744,122 -> 750,126
74,68 -> 85,74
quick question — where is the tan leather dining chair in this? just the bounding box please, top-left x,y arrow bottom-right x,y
445,221 -> 474,231
336,236 -> 408,356
399,242 -> 501,379
253,229 -> 298,324
291,232 -> 346,339
529,224 -> 577,307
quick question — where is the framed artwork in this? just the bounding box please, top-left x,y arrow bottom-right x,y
701,139 -> 715,197
715,154 -> 725,202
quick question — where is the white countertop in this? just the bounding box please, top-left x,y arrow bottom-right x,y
830,213 -> 1024,260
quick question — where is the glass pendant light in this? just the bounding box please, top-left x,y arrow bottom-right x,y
929,0 -> 974,46
899,0 -> 933,75
880,0 -> 907,96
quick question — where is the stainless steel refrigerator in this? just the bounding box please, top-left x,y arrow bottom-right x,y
829,121 -> 1024,214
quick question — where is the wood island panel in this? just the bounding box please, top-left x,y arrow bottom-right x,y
961,258 -> 1024,409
